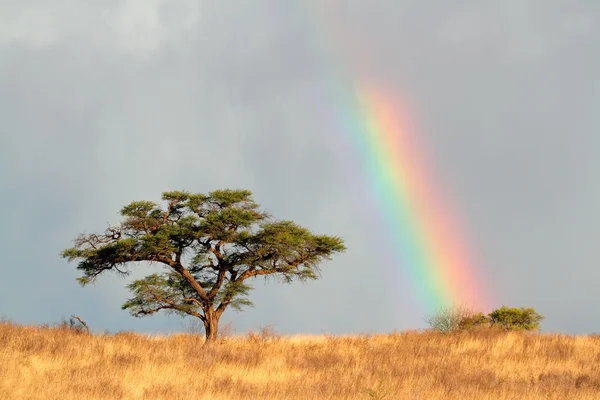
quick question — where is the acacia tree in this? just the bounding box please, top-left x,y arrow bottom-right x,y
62,189 -> 346,342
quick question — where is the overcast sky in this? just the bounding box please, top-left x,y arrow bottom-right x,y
1,1 -> 599,335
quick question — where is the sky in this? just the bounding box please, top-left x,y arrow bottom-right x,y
1,0 -> 599,335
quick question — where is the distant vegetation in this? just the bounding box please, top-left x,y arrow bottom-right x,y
426,305 -> 544,333
2,320 -> 599,399
489,306 -> 544,331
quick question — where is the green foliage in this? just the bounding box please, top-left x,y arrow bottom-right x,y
489,306 -> 543,331
215,280 -> 254,311
426,305 -> 543,333
459,312 -> 490,330
121,273 -> 200,317
62,189 -> 346,340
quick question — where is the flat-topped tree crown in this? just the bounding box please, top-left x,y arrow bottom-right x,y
62,189 -> 346,342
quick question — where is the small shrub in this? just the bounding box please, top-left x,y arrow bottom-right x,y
54,317 -> 89,335
459,312 -> 491,330
217,322 -> 236,344
247,324 -> 280,343
426,305 -> 482,333
183,317 -> 205,336
488,306 -> 543,331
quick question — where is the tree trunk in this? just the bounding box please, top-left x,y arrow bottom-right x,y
204,308 -> 219,343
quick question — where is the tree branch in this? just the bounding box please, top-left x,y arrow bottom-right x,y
216,296 -> 232,316
172,264 -> 209,303
71,315 -> 91,335
207,266 -> 227,299
147,293 -> 206,321
182,297 -> 205,310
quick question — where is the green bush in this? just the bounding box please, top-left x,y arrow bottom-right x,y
426,305 -> 543,333
488,306 -> 543,331
459,312 -> 491,330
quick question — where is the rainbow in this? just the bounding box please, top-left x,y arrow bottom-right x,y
297,2 -> 492,313
346,83 -> 490,312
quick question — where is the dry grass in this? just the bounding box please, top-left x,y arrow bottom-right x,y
2,321 -> 600,399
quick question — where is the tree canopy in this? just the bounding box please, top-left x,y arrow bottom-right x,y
62,189 -> 346,341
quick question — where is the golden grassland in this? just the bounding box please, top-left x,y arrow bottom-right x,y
2,321 -> 600,399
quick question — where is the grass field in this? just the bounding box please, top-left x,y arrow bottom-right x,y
2,320 -> 599,399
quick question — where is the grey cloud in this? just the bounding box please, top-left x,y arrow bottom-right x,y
1,1 -> 599,334
0,1 -> 201,56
